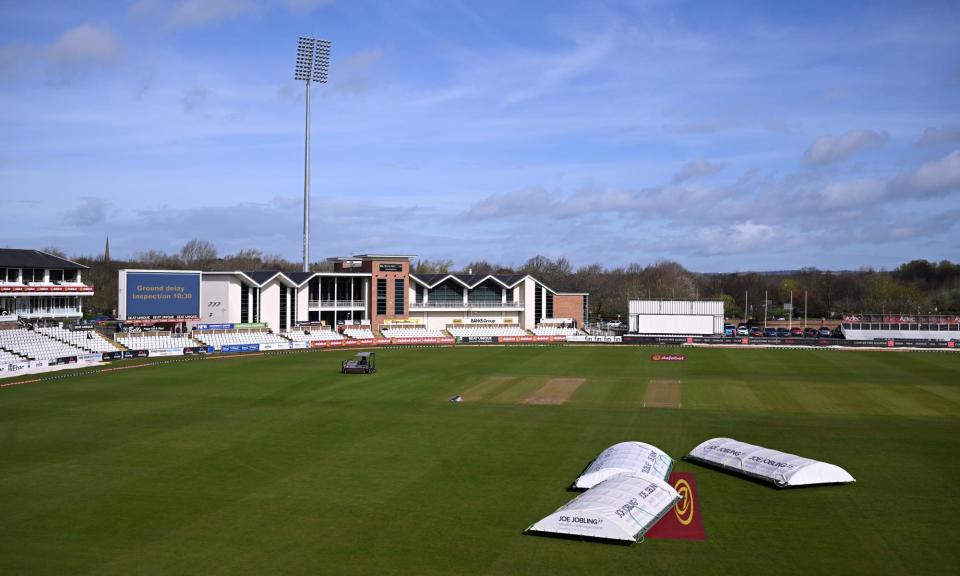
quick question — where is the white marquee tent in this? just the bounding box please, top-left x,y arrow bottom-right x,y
686,437 -> 855,487
526,473 -> 681,543
573,441 -> 673,489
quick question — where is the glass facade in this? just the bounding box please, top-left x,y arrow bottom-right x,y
427,281 -> 463,303
279,285 -> 288,331
376,279 -> 387,315
535,283 -> 543,322
394,279 -> 405,315
240,283 -> 249,323
468,281 -> 502,304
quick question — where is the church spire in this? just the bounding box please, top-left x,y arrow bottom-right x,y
104,236 -> 111,263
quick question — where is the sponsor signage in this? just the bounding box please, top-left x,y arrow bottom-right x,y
567,335 -> 622,343
382,319 -> 420,325
4,361 -> 31,374
258,343 -> 290,351
0,313 -> 18,322
651,354 -> 686,362
122,350 -> 150,359
460,336 -> 497,343
122,271 -> 201,320
102,351 -> 123,361
53,356 -> 78,365
195,323 -> 234,330
499,335 -> 567,344
182,346 -> 212,355
150,348 -> 184,358
378,263 -> 403,272
645,472 -> 706,541
222,343 -> 261,353
235,323 -> 267,329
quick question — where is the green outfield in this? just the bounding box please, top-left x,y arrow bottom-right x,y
2,346 -> 959,575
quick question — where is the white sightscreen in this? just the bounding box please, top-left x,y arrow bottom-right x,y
526,473 -> 681,543
635,314 -> 715,335
574,441 -> 673,489
686,437 -> 855,487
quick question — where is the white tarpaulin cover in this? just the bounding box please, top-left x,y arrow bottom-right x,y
526,473 -> 681,543
686,437 -> 855,487
574,441 -> 673,489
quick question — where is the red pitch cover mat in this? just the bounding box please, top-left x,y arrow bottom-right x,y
645,471 -> 706,540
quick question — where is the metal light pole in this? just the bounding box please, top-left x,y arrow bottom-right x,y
295,36 -> 331,272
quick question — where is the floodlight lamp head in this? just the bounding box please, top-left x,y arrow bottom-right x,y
294,36 -> 330,83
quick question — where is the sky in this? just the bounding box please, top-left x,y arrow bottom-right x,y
1,0 -> 959,272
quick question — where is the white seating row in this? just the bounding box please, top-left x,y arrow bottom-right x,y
531,327 -> 583,336
0,349 -> 25,363
282,330 -> 343,342
115,334 -> 197,351
343,328 -> 376,340
38,326 -> 118,352
0,328 -> 88,361
380,328 -> 447,339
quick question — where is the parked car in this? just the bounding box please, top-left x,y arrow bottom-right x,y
724,324 -> 736,336
818,326 -> 832,337
750,326 -> 763,337
764,327 -> 778,337
776,327 -> 790,337
790,327 -> 803,336
803,328 -> 818,338
737,326 -> 749,336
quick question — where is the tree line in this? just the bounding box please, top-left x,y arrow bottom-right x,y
53,240 -> 960,320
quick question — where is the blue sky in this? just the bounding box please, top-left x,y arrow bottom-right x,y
1,0 -> 958,271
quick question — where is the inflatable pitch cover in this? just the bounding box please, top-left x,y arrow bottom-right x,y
526,473 -> 681,543
686,437 -> 855,487
574,441 -> 673,489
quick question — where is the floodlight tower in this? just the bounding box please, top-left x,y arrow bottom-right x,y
295,36 -> 331,272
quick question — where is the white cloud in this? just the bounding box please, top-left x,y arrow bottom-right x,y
501,33 -> 615,105
336,49 -> 382,94
891,150 -> 960,197
673,159 -> 726,183
914,124 -> 960,148
693,221 -> 776,255
815,178 -> 888,210
170,0 -> 256,28
63,197 -> 108,227
466,187 -> 555,219
803,129 -> 889,166
44,24 -> 120,78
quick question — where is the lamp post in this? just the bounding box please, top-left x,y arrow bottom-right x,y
295,36 -> 331,272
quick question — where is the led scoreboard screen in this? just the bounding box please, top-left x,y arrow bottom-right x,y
119,270 -> 201,320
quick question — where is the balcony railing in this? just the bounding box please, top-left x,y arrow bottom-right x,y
410,300 -> 523,309
309,299 -> 366,309
17,309 -> 83,317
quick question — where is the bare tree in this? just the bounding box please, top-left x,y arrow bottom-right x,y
413,259 -> 454,274
179,239 -> 218,269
